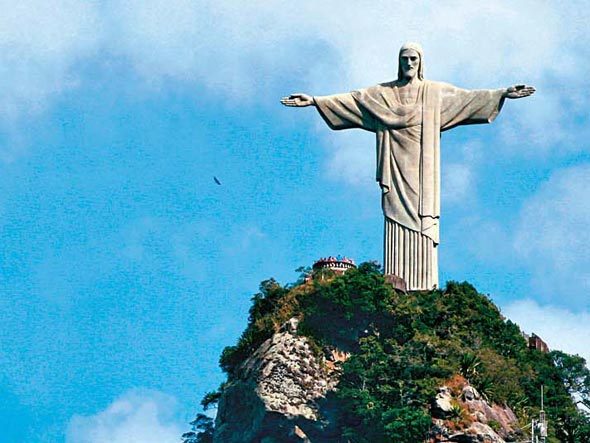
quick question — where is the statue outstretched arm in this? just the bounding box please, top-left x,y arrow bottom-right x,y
439,83 -> 536,131
281,91 -> 376,132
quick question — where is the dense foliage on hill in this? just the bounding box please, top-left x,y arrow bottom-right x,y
188,263 -> 590,442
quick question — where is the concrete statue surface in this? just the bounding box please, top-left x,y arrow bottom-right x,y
281,42 -> 534,290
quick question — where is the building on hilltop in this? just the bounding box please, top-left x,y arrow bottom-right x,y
528,333 -> 549,353
311,256 -> 356,280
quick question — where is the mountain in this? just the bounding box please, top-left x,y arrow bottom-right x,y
185,262 -> 590,442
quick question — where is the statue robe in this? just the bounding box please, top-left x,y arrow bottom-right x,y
314,80 -> 505,290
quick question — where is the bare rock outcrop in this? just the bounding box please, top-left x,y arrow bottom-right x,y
430,376 -> 521,442
213,318 -> 343,443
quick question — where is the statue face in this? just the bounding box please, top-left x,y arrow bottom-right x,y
399,49 -> 420,80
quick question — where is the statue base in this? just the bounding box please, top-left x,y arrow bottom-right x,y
384,274 -> 407,292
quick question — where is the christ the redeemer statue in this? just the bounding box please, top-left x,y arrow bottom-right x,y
281,42 -> 535,290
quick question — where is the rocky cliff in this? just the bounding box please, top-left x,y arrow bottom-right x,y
430,376 -> 519,442
214,318 -> 519,443
214,318 -> 343,442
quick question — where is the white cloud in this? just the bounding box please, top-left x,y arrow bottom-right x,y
1,1 -> 590,170
513,164 -> 590,304
66,389 -> 184,443
442,163 -> 472,204
102,0 -> 322,95
2,1 -> 587,118
439,163 -> 474,213
324,130 -> 375,188
0,0 -> 100,162
441,142 -> 482,205
0,0 -> 100,117
100,1 -> 586,109
504,299 -> 590,364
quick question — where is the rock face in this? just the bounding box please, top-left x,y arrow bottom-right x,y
430,377 -> 520,442
214,319 -> 342,442
214,321 -> 519,443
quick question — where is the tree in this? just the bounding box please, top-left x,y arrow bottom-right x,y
552,350 -> 590,409
182,414 -> 214,443
459,353 -> 481,382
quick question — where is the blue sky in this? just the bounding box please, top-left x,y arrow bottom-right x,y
1,1 -> 590,442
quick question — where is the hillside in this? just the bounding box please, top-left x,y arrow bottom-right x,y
185,263 -> 590,442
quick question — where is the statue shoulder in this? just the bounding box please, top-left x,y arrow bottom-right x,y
352,82 -> 392,101
377,80 -> 399,88
425,80 -> 455,89
356,81 -> 396,94
371,80 -> 456,91
424,80 -> 463,96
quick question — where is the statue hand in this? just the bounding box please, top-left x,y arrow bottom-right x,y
504,84 -> 536,99
280,93 -> 315,107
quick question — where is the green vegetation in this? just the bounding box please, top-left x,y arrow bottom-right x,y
181,414 -> 214,443
189,263 -> 590,442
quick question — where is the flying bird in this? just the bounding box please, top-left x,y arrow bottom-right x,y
213,176 -> 222,185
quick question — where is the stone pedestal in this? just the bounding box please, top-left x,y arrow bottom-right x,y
384,274 -> 407,292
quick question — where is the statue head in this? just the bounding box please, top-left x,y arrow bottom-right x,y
397,42 -> 424,81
